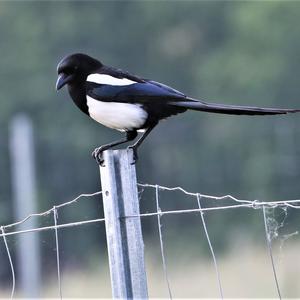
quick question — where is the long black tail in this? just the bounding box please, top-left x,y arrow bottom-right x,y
169,98 -> 300,115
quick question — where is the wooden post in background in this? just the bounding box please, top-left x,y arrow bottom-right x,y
99,149 -> 148,299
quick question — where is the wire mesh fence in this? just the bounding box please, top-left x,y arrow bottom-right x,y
1,182 -> 300,298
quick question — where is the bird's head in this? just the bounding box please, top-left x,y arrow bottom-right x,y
56,53 -> 102,90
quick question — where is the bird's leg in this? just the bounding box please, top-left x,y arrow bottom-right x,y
128,124 -> 157,163
92,130 -> 137,165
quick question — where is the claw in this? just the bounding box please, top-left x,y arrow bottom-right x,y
127,146 -> 138,165
92,147 -> 105,166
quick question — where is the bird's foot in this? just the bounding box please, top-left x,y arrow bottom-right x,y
92,147 -> 105,166
127,146 -> 138,165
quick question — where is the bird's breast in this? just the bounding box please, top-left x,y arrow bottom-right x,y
86,96 -> 148,131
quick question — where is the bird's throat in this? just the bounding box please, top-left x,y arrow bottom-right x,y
68,83 -> 89,115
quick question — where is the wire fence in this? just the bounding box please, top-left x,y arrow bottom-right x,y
1,183 -> 300,299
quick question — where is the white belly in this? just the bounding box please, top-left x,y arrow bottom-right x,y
86,96 -> 148,131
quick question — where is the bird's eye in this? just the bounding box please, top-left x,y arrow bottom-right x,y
62,67 -> 75,75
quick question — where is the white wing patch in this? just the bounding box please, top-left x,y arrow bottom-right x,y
86,96 -> 148,131
87,74 -> 136,86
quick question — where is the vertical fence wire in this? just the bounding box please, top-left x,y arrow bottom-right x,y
262,206 -> 282,300
53,207 -> 62,300
196,194 -> 224,299
155,185 -> 172,299
1,226 -> 15,299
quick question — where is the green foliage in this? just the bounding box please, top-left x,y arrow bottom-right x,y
0,1 -> 300,276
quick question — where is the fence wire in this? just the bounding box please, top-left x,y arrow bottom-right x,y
0,191 -> 104,299
1,183 -> 300,298
196,193 -> 224,299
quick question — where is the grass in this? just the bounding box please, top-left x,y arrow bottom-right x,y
1,240 -> 299,298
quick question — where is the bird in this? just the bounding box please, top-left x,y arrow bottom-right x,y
56,53 -> 300,165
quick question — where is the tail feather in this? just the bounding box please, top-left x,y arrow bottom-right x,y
169,99 -> 300,115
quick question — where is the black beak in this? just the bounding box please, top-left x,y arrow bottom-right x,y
56,73 -> 73,91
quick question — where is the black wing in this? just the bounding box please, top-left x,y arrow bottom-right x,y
86,78 -> 187,104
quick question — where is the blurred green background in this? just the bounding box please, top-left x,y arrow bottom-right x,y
1,1 -> 300,298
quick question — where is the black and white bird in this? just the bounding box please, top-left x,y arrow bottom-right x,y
56,53 -> 299,164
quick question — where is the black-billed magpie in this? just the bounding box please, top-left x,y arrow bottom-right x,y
56,53 -> 300,164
